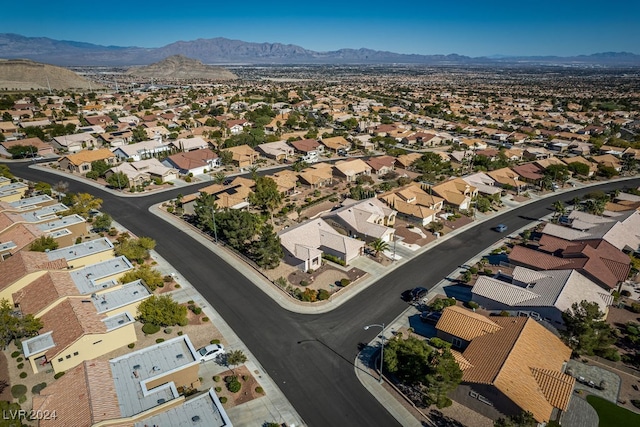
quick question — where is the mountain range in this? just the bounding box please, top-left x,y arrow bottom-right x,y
1,33 -> 639,67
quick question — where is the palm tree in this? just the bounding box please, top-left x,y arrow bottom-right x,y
552,201 -> 566,222
370,238 -> 390,258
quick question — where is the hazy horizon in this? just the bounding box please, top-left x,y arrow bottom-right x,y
4,0 -> 639,57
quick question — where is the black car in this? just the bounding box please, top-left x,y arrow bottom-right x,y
420,311 -> 442,324
402,286 -> 428,302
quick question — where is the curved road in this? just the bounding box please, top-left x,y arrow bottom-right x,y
10,163 -> 640,426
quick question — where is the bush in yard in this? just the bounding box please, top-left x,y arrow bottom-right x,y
128,343 -> 135,349
142,323 -> 161,335
164,328 -> 172,334
467,301 -> 479,310
255,386 -> 264,393
210,339 -> 220,345
215,386 -> 222,392
340,278 -> 351,287
18,395 -> 26,404
19,372 -> 27,379
317,289 -> 330,300
155,338 -> 165,344
11,384 -> 27,398
630,303 -> 640,313
16,357 -> 22,363
299,280 -> 309,287
31,382 -> 47,395
137,294 -> 187,327
54,371 -> 65,379
219,396 -> 227,404
17,363 -> 23,369
213,375 -> 220,382
202,317 -> 209,322
468,267 -> 478,275
11,351 -> 20,358
227,379 -> 241,393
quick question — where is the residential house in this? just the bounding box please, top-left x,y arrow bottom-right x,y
168,136 -> 210,152
111,139 -> 171,162
461,172 -> 501,196
523,147 -> 553,161
401,132 -> 442,147
51,133 -> 99,153
163,149 -> 220,176
459,138 -> 487,150
256,140 -> 295,162
0,137 -> 55,158
143,125 -> 171,140
365,155 -> 396,177
562,156 -> 597,177
379,184 -> 444,226
289,139 -> 324,157
320,136 -> 350,152
512,163 -> 545,186
590,154 -> 622,171
297,163 -> 334,189
324,198 -> 396,243
0,180 -> 29,202
181,181 -> 253,214
333,159 -> 372,182
33,335 -> 231,427
225,145 -> 259,169
395,153 -> 422,169
436,306 -> 574,423
265,170 -> 298,196
471,266 -> 613,324
487,167 -> 527,193
106,159 -> 178,186
353,134 -> 376,150
225,119 -> 249,134
278,218 -> 364,271
58,148 -> 117,174
431,178 -> 478,210
84,115 -> 114,127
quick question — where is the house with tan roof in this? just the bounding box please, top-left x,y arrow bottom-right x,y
436,306 -> 574,423
168,136 -> 210,152
320,135 -> 350,152
333,158 -> 372,182
471,266 -> 613,324
224,144 -> 259,168
395,152 -> 422,169
366,155 -> 396,176
289,138 -> 324,157
379,184 -> 444,226
33,335 -> 231,427
257,140 -> 295,162
324,198 -> 396,243
0,136 -> 55,158
278,218 -> 364,271
265,170 -> 298,196
58,148 -> 117,174
105,158 -> 178,187
591,153 -> 622,171
51,133 -> 99,153
431,178 -> 477,210
181,181 -> 254,214
563,156 -> 597,177
487,167 -> 527,193
297,163 -> 334,189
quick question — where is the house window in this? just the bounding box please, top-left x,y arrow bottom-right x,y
452,338 -> 463,348
82,165 -> 90,171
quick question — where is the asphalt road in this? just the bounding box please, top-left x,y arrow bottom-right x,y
9,162 -> 640,426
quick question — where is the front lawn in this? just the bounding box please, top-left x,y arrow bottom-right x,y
586,395 -> 640,427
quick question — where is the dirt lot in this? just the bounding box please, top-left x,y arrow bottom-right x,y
212,365 -> 263,409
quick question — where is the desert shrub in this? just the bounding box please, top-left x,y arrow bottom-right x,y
31,382 -> 47,395
210,339 -> 221,344
11,351 -> 20,358
213,376 -> 221,382
467,301 -> 479,310
18,395 -> 26,404
219,396 -> 227,404
164,328 -> 172,334
174,284 -> 181,288
177,331 -> 183,336
429,337 -> 451,349
19,372 -> 27,379
242,375 -> 248,381
340,278 -> 351,286
483,268 -> 493,276
255,386 -> 264,393
499,310 -> 510,317
461,270 -> 472,283
215,386 -> 222,392
11,384 -> 27,398
192,307 -> 202,315
17,363 -> 24,369
142,323 -> 161,335
16,357 -> 22,363
317,289 -> 330,300
155,338 -> 165,344
128,343 -> 135,349
227,380 -> 241,393
468,267 -> 478,275
54,371 -> 65,379
299,280 -> 309,287
202,317 -> 209,322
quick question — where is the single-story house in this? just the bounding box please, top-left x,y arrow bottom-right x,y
58,148 -> 117,174
162,149 -> 220,176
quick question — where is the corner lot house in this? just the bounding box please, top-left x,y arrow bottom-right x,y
278,218 -> 364,271
58,148 -> 117,174
436,306 -> 574,424
324,198 -> 397,243
51,133 -> 99,153
163,149 -> 220,175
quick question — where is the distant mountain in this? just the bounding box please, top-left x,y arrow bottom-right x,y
127,55 -> 237,80
1,33 -> 639,67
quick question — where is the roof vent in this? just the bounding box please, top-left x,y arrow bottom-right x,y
102,284 -> 108,288
176,354 -> 184,359
157,398 -> 165,404
192,416 -> 200,422
133,364 -> 140,370
101,300 -> 107,305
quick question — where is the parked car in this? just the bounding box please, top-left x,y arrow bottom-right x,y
420,311 -> 442,324
494,224 -> 508,232
196,343 -> 225,362
401,286 -> 428,302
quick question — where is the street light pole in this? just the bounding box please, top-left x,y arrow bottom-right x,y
364,323 -> 385,383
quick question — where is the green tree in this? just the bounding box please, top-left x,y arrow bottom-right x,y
2,111 -> 12,121
216,209 -> 260,250
494,411 -> 537,427
249,176 -> 282,226
561,300 -> 616,356
370,238 -> 390,258
567,161 -> 590,176
131,126 -> 148,142
136,295 -> 187,327
251,224 -> 284,269
33,181 -> 52,196
212,172 -> 227,185
90,160 -> 110,177
120,264 -> 164,291
29,236 -> 59,252
544,164 -> 570,185
92,213 -> 112,232
106,172 -> 129,189
475,196 -> 491,213
219,150 -> 233,165
597,164 -> 619,179
6,145 -> 37,159
384,336 -> 462,408
552,200 -> 566,222
66,193 -> 103,218
0,299 -> 43,349
0,165 -> 13,180
225,349 -> 248,373
114,237 -> 156,264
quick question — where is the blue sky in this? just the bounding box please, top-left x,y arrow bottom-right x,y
4,0 -> 639,56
